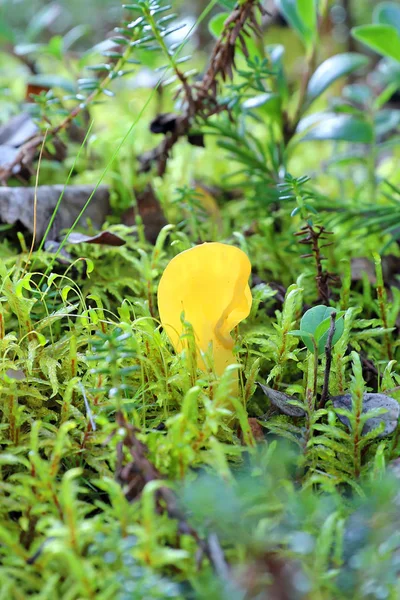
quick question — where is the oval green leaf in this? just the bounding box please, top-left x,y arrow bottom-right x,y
300,306 -> 345,355
275,0 -> 316,48
306,53 -> 369,105
352,24 -> 400,62
301,115 -> 374,143
242,93 -> 280,114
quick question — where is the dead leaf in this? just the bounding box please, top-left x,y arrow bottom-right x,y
150,113 -> 178,134
2,183 -> 166,246
351,258 -> 376,284
5,368 -> 26,381
0,113 -> 39,178
0,112 -> 67,183
26,83 -> 50,102
258,383 -> 306,417
0,185 -> 110,242
236,551 -> 301,600
247,417 -> 265,442
239,417 -> 265,444
0,147 -> 20,171
0,113 -> 38,149
44,240 -> 73,264
65,231 -> 126,246
122,184 -> 167,244
332,393 -> 400,437
351,255 -> 400,287
187,133 -> 205,147
192,179 -> 243,202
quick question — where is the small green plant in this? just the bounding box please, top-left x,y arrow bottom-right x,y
290,305 -> 344,355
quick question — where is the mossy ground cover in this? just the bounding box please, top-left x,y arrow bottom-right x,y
2,1 -> 400,598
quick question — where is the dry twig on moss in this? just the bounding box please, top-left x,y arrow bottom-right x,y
115,411 -> 230,578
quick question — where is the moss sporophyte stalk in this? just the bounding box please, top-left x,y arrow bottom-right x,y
157,242 -> 252,379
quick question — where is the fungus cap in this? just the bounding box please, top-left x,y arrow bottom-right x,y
157,242 -> 252,375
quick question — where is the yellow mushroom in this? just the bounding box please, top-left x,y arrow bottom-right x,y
157,242 -> 252,376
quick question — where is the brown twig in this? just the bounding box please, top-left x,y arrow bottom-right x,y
294,224 -> 336,304
319,311 -> 336,409
115,411 -> 230,574
139,0 -> 267,176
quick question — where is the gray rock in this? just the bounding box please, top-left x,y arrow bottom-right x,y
332,393 -> 400,437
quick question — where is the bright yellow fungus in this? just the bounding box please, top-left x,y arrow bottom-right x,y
157,242 -> 252,376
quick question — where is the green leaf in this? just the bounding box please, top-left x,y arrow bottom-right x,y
275,0 -> 317,47
288,329 -> 313,340
343,83 -> 373,106
63,24 -> 89,50
86,258 -> 95,275
374,109 -> 400,136
301,115 -> 374,143
242,93 -> 280,113
287,330 -> 306,337
352,24 -> 400,62
35,332 -> 47,346
373,2 -> 400,35
242,94 -> 271,109
306,53 -> 369,105
208,12 -> 228,39
61,286 -> 74,302
314,317 -> 334,342
266,44 -> 289,101
299,0 -> 317,32
313,311 -> 345,341
27,75 -> 76,94
46,35 -> 64,60
314,316 -> 345,353
300,306 -> 345,354
218,0 -> 236,8
301,306 -> 333,334
0,18 -> 15,43
14,43 -> 44,56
